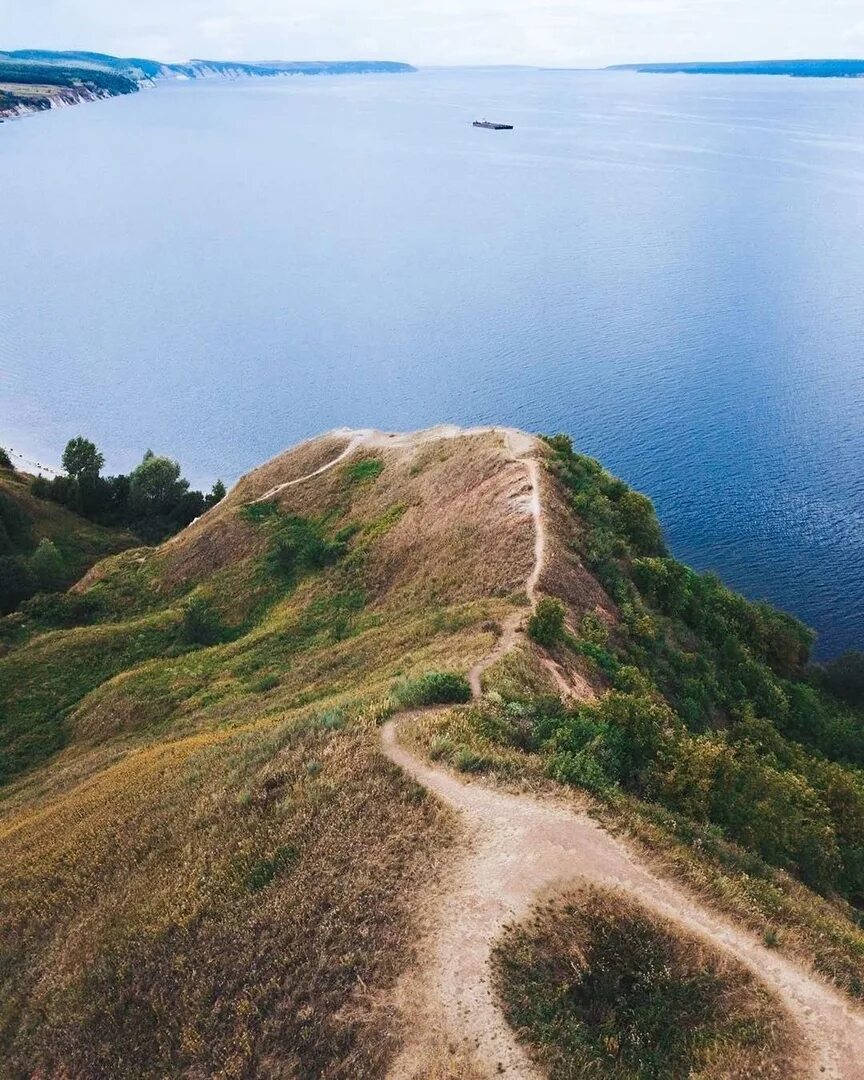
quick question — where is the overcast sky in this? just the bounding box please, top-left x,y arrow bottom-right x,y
4,0 -> 864,67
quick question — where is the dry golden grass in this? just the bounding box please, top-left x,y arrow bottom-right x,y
0,428 -> 540,1076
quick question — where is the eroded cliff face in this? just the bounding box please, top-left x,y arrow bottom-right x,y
0,83 -> 113,122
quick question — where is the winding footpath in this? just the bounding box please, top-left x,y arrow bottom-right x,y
379,432 -> 864,1079
270,427 -> 864,1078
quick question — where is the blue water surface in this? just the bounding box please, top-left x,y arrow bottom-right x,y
1,68 -> 862,655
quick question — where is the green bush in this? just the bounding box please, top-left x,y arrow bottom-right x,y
249,673 -> 280,693
546,748 -> 614,793
0,448 -> 13,470
28,539 -> 67,592
527,598 -> 566,647
179,595 -> 225,646
20,591 -> 104,630
391,671 -> 472,708
0,556 -> 35,615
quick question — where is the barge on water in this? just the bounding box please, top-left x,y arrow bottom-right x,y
473,119 -> 514,130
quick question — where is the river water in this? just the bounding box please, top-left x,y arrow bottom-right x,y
1,68 -> 862,655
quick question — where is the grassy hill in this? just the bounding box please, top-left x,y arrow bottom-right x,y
1,427 -> 863,1077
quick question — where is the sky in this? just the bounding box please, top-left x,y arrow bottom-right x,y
3,0 -> 864,68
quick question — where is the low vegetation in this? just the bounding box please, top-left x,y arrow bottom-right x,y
392,671 -> 472,708
493,886 -> 800,1079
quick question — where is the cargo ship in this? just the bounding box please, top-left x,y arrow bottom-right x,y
473,119 -> 514,130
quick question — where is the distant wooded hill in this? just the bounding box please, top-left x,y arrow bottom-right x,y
0,50 -> 417,83
610,59 -> 864,78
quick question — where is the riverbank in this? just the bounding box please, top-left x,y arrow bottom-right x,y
0,82 -> 118,122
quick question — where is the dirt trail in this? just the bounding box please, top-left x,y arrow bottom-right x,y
265,426 -> 864,1078
375,430 -> 864,1079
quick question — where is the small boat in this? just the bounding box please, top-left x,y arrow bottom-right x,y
473,119 -> 514,130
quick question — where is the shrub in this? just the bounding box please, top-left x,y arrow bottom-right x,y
179,595 -> 225,646
0,492 -> 31,554
527,598 -> 566,647
0,555 -> 35,615
391,671 -> 472,708
493,887 -> 798,1080
28,539 -> 67,592
249,674 -> 279,693
0,448 -> 13,471
20,591 -> 104,630
546,748 -> 614,793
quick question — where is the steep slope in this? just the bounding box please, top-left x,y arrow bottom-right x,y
2,426 -> 864,1079
0,466 -> 136,617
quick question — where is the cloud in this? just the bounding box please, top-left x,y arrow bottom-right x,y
2,0 -> 862,67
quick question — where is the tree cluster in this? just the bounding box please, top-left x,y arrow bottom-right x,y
32,437 -> 225,543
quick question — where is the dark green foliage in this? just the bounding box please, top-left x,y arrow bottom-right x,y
0,59 -> 138,95
239,501 -> 281,525
0,448 -> 13,471
179,595 -> 226,647
19,591 -> 105,631
62,437 -> 104,481
0,556 -> 36,615
819,652 -> 864,708
266,517 -> 346,581
33,439 -> 212,543
493,888 -> 792,1079
0,492 -> 32,555
392,671 -> 472,708
527,597 -> 566,647
533,436 -> 864,903
28,539 -> 67,592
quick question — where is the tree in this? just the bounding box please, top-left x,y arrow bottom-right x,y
0,447 -> 13,471
129,452 -> 189,516
62,437 -> 104,481
29,538 -> 67,592
206,480 -> 227,508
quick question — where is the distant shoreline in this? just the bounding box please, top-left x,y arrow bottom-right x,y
0,53 -> 416,124
609,59 -> 864,79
